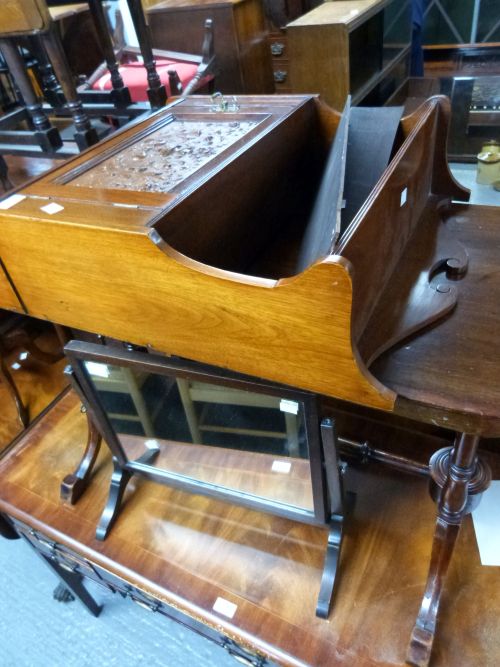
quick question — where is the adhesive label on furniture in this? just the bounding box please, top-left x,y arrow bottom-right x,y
144,439 -> 160,451
0,194 -> 25,209
472,480 -> 500,566
280,399 -> 299,415
85,361 -> 110,378
212,597 -> 237,619
400,188 -> 408,207
272,460 -> 291,474
41,202 -> 64,215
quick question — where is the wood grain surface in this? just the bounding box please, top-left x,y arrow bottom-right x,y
0,95 -> 395,412
0,325 -> 67,451
371,202 -> 500,436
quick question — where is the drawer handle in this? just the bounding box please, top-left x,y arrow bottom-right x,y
270,42 -> 285,57
29,530 -> 56,552
273,70 -> 287,84
56,559 -> 78,573
128,594 -> 159,612
222,640 -> 266,666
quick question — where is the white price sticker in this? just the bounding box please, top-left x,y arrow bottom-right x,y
212,597 -> 237,619
0,194 -> 25,209
85,361 -> 110,378
40,202 -> 64,215
280,399 -> 299,415
272,460 -> 291,474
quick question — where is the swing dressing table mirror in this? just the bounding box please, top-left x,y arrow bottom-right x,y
65,340 -> 345,619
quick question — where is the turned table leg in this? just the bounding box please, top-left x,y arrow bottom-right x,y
407,433 -> 491,667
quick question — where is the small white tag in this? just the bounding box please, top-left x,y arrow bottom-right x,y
144,439 -> 160,451
212,597 -> 237,619
11,362 -> 21,370
85,361 -> 110,378
40,202 -> 64,215
271,460 -> 291,474
280,399 -> 299,415
400,188 -> 408,207
472,480 -> 500,566
0,194 -> 25,209
19,352 -> 28,361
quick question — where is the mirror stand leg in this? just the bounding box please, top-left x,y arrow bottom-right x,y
316,512 -> 344,618
96,458 -> 132,541
61,410 -> 102,504
96,445 -> 159,541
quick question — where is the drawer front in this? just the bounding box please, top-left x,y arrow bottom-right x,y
12,519 -> 103,584
92,562 -> 275,666
269,37 -> 287,60
272,61 -> 291,93
10,518 -> 276,666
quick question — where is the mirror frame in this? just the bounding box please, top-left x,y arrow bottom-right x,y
65,340 -> 330,526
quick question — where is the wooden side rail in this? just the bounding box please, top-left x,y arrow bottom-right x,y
338,96 -> 470,354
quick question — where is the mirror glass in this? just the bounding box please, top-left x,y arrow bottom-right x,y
84,361 -> 314,513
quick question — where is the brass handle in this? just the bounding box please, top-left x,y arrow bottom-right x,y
226,653 -> 254,666
222,640 -> 265,666
270,42 -> 285,57
273,70 -> 287,84
128,594 -> 159,612
56,559 -> 77,573
29,530 -> 56,552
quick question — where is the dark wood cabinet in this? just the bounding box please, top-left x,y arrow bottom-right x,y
287,0 -> 412,109
145,0 -> 275,94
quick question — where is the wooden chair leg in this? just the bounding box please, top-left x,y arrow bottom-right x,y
87,0 -> 132,106
61,410 -> 102,504
125,0 -> 166,108
0,38 -> 62,151
407,434 -> 491,667
40,25 -> 98,150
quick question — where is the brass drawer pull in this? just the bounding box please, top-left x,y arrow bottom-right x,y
128,593 -> 159,612
56,559 -> 78,573
273,70 -> 287,84
29,529 -> 56,552
222,640 -> 267,666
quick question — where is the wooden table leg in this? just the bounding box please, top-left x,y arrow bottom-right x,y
407,433 -> 491,667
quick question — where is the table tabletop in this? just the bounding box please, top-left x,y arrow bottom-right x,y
0,390 -> 499,665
